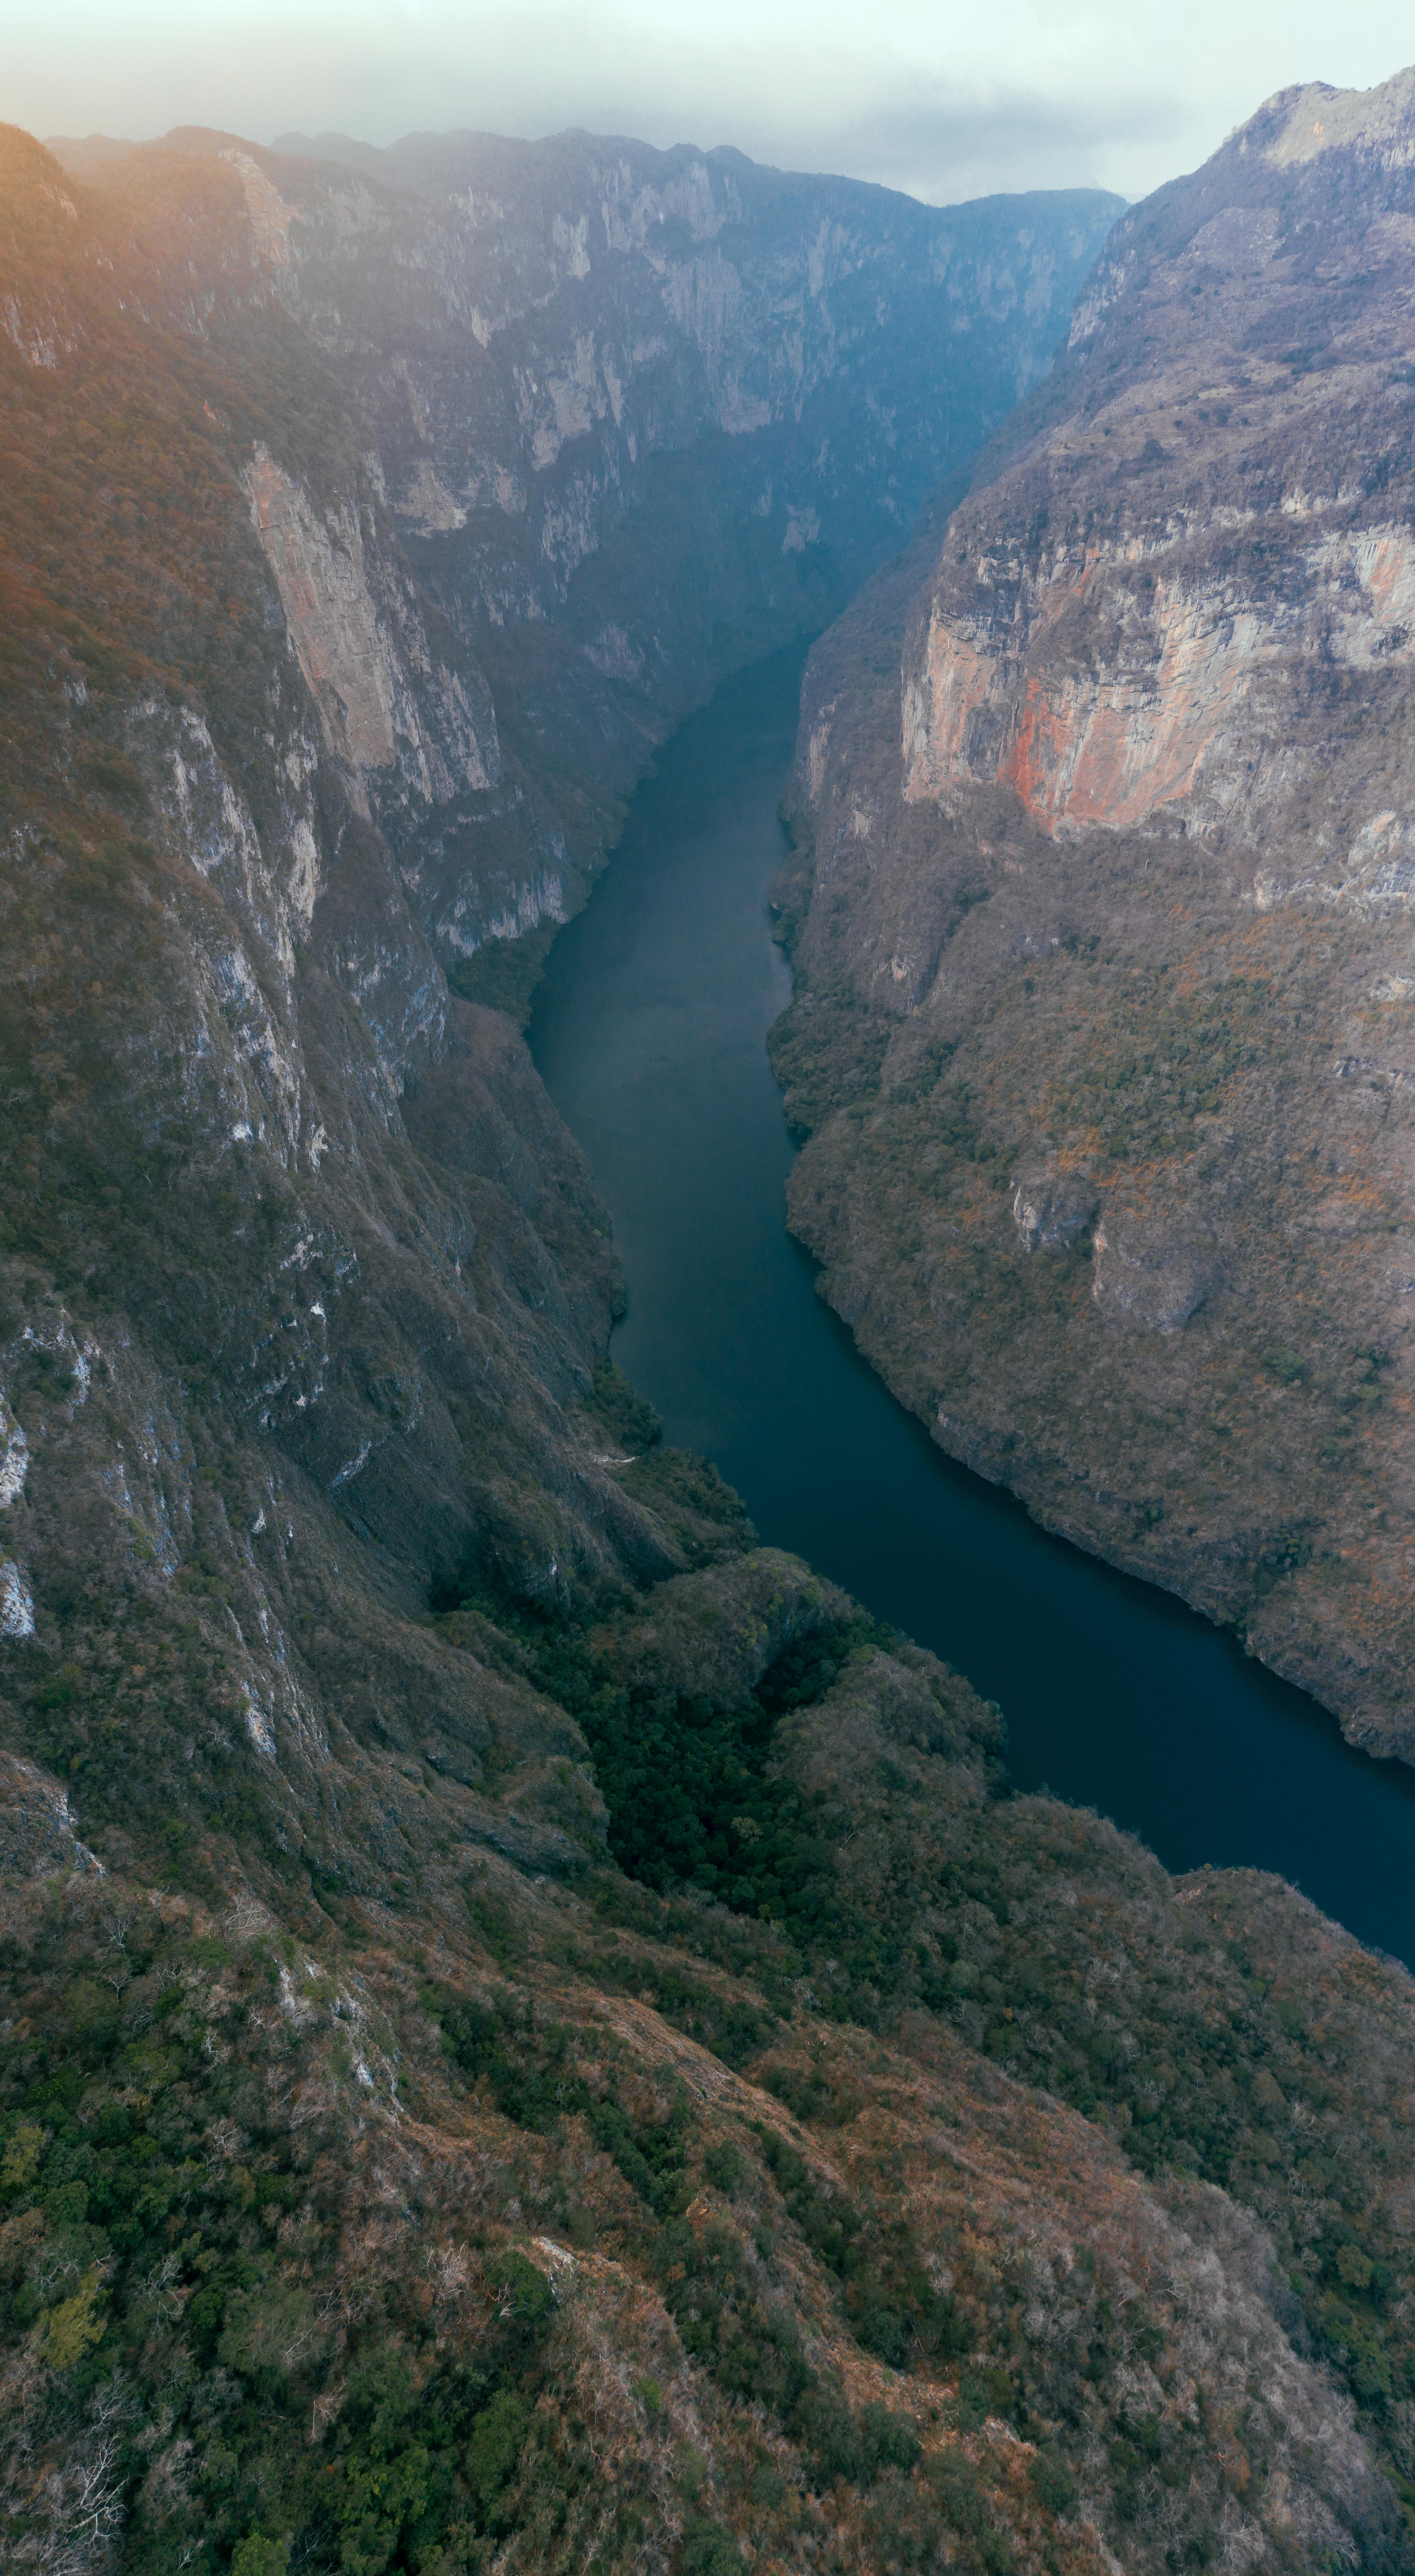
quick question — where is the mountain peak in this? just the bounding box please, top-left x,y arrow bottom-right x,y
1242,60 -> 1415,168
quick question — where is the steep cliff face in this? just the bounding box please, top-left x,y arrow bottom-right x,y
47,123 -> 1115,996
779,64 -> 1415,1763
0,114 -> 1118,1799
0,119 -> 692,1874
9,110 -> 1415,2576
242,442 -> 496,808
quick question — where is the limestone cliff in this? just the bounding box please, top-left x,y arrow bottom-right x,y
0,115 -> 1119,1780
243,442 -> 496,811
53,123 -> 1115,995
781,62 -> 1415,1761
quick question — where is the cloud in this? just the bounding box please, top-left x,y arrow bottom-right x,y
14,0 -> 1415,211
709,76 -> 1188,203
18,3 -> 1183,203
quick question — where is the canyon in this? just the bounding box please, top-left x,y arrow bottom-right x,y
779,63 -> 1415,1768
3,94 -> 1415,2576
38,122 -> 1117,1009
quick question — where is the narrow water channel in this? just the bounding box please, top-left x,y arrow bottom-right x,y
530,645 -> 1415,1969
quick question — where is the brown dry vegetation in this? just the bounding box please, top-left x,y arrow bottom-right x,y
8,1549 -> 1415,2576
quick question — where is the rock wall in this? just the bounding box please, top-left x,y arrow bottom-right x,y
0,113 -> 1113,1861
243,443 -> 496,808
0,123 -> 674,1851
901,512 -> 1415,843
779,62 -> 1415,1760
104,124 -> 1118,988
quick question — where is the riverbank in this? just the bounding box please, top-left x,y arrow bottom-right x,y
530,647 -> 1415,1970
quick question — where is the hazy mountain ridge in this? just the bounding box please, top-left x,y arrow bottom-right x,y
5,105 -> 1415,2576
777,63 -> 1415,1762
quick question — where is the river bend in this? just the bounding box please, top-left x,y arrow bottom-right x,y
530,648 -> 1415,1969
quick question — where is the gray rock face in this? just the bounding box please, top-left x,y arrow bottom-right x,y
0,1752 -> 103,1879
1012,1171 -> 1097,1252
1090,1221 -> 1218,1332
243,443 -> 497,809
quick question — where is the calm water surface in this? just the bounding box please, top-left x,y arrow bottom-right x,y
530,647 -> 1415,1968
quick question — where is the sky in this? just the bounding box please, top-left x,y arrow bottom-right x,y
7,1 -> 1415,208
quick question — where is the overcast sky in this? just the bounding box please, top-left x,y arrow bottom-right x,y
8,1 -> 1415,207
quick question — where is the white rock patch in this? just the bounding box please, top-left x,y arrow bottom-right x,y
0,1559 -> 36,1638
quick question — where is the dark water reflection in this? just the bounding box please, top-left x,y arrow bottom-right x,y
530,647 -> 1415,1969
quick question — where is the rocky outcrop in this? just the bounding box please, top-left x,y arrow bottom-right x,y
1090,1217 -> 1219,1333
1012,1169 -> 1097,1253
901,509 -> 1415,844
0,1750 -> 103,1875
780,62 -> 1415,1758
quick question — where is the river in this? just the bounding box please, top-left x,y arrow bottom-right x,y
530,645 -> 1415,1969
